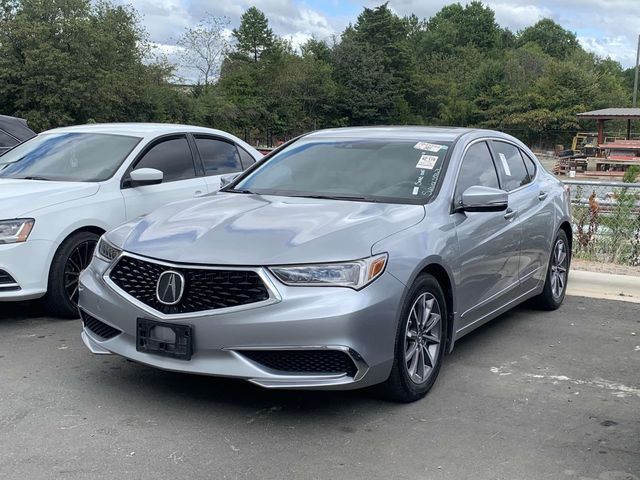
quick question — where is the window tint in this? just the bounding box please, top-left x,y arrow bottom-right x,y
238,147 -> 257,168
520,150 -> 537,178
492,141 -> 530,191
134,136 -> 195,182
455,141 -> 499,205
194,136 -> 242,175
0,130 -> 17,148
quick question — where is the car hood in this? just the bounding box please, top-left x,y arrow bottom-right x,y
0,178 -> 100,216
117,192 -> 425,265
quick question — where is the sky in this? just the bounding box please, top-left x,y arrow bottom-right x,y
120,0 -> 640,81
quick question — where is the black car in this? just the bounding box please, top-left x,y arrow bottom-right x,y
0,115 -> 36,155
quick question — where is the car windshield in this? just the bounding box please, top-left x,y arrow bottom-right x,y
0,132 -> 142,182
234,138 -> 451,203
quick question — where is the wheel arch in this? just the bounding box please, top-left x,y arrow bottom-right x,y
418,263 -> 456,354
48,225 -> 107,276
558,220 -> 572,253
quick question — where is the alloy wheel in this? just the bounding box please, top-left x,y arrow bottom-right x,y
550,239 -> 568,299
404,292 -> 442,385
64,240 -> 97,305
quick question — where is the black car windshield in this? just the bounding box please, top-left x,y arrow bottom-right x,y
0,132 -> 142,182
234,138 -> 451,203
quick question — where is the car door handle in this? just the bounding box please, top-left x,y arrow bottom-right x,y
504,208 -> 517,220
538,191 -> 548,200
194,190 -> 204,197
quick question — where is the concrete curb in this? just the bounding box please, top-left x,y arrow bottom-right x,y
567,269 -> 640,303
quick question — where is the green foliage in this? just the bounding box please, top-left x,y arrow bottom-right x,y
517,19 -> 579,59
0,1 -> 635,147
0,0 -> 184,131
623,165 -> 640,183
232,7 -> 274,62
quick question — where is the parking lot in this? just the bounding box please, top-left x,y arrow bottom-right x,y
0,296 -> 638,480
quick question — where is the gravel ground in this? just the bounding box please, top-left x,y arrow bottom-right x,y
0,296 -> 638,480
572,260 -> 640,277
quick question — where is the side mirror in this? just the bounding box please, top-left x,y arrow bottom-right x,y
220,172 -> 241,188
461,186 -> 508,212
129,168 -> 163,187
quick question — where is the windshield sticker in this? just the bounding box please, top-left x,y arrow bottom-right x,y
414,142 -> 445,152
498,152 -> 512,176
412,186 -> 419,195
416,154 -> 438,170
428,169 -> 441,193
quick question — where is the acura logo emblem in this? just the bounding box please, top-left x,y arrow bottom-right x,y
156,270 -> 185,305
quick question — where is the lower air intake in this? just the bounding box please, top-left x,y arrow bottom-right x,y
81,310 -> 122,340
241,349 -> 358,377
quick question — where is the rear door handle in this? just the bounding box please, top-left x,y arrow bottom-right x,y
194,190 -> 204,197
504,208 -> 517,220
538,191 -> 548,200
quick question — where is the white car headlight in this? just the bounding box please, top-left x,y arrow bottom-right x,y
0,219 -> 35,244
269,253 -> 388,290
95,236 -> 122,263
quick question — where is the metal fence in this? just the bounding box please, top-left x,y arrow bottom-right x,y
563,180 -> 640,266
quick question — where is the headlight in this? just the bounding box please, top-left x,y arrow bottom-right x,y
269,253 -> 387,290
0,219 -> 35,244
95,236 -> 122,262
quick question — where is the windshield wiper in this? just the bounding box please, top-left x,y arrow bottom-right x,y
16,176 -> 52,181
225,188 -> 255,194
297,194 -> 377,202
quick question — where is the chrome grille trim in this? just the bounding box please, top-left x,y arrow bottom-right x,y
103,251 -> 281,319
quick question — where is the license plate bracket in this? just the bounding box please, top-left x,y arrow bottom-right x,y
136,318 -> 193,361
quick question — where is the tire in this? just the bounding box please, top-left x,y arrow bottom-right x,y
43,231 -> 100,319
530,230 -> 570,310
380,274 -> 448,402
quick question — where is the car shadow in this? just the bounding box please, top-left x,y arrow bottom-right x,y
0,298 -> 547,414
0,300 -> 49,321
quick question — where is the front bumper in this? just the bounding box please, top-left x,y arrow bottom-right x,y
0,240 -> 54,301
78,256 -> 406,390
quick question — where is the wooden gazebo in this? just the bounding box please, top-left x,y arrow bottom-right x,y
576,108 -> 640,144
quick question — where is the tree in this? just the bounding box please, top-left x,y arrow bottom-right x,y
177,14 -> 230,86
517,19 -> 579,59
232,7 -> 274,62
0,0 -> 183,130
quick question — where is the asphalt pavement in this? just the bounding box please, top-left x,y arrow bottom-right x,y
0,296 -> 638,480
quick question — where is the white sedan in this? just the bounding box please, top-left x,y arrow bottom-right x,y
0,123 -> 261,317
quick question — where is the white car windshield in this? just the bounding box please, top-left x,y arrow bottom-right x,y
234,138 -> 451,203
0,132 -> 142,182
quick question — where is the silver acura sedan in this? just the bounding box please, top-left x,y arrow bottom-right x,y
78,127 -> 571,402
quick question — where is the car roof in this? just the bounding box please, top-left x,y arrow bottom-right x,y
0,114 -> 36,141
304,126 -> 476,143
41,123 -> 234,138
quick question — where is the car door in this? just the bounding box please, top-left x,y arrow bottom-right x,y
452,140 -> 522,330
490,140 -> 555,291
120,134 -> 207,220
191,135 -> 246,193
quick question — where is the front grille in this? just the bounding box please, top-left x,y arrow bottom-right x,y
81,310 -> 122,340
241,350 -> 358,377
0,270 -> 19,290
109,255 -> 270,315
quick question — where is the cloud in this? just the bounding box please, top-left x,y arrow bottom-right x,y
123,0 -> 640,72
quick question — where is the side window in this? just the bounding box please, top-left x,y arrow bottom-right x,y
455,141 -> 500,206
194,136 -> 243,175
0,130 -> 17,148
492,141 -> 530,191
520,150 -> 537,179
238,147 -> 257,169
134,136 -> 195,183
